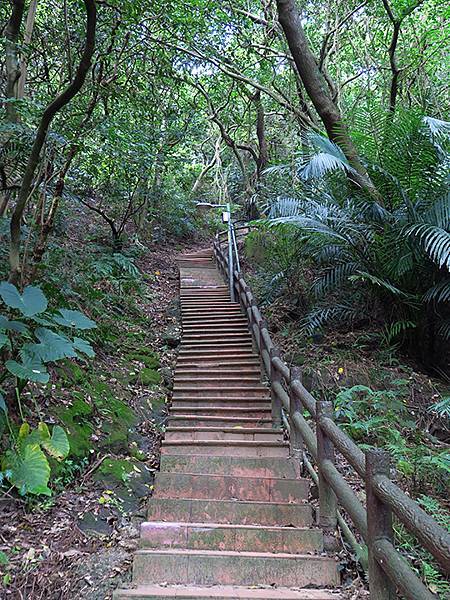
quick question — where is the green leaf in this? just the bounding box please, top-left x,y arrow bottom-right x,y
0,315 -> 29,333
0,551 -> 8,566
0,283 -> 47,316
41,425 -> 70,460
5,357 -> 49,383
53,309 -> 96,330
3,444 -> 51,496
72,336 -> 95,357
0,333 -> 8,349
32,328 -> 77,362
0,392 -> 7,414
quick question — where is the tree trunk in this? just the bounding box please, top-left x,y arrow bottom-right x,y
253,91 -> 269,178
4,0 -> 25,123
28,147 -> 78,282
8,0 -> 96,285
17,0 -> 38,99
276,0 -> 381,201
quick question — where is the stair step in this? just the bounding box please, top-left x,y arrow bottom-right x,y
174,378 -> 263,387
114,584 -> 340,599
182,331 -> 250,338
181,312 -> 242,319
160,455 -> 301,478
148,498 -> 313,526
165,427 -> 283,442
168,416 -> 272,428
182,319 -> 247,326
171,400 -> 270,408
177,355 -> 258,363
132,549 -> 339,587
162,440 -> 289,457
176,368 -> 260,376
180,346 -> 254,354
153,472 -> 308,502
140,522 -> 323,553
169,407 -> 272,418
181,340 -> 253,347
173,387 -> 269,398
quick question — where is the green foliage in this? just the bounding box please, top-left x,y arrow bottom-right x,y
395,495 -> 450,597
263,113 -> 450,366
334,385 -> 449,494
55,399 -> 94,459
91,253 -> 142,294
0,282 -> 96,390
1,422 -> 69,496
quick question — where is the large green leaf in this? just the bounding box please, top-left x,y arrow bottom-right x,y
41,425 -> 70,460
0,315 -> 29,333
0,332 -> 8,350
53,309 -> 96,330
72,336 -> 95,357
3,444 -> 51,496
33,327 -> 77,362
5,357 -> 49,383
0,283 -> 47,316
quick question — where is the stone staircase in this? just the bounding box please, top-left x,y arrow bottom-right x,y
114,248 -> 341,600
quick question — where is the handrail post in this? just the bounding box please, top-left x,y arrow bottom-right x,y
249,299 -> 258,353
366,449 -> 396,600
289,367 -> 303,466
227,204 -> 235,302
269,347 -> 282,429
316,400 -> 338,551
259,318 -> 268,379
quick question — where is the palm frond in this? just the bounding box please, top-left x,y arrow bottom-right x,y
421,192 -> 450,229
350,271 -> 413,299
406,224 -> 450,270
437,319 -> 450,341
312,262 -> 359,298
424,280 -> 450,304
301,302 -> 361,334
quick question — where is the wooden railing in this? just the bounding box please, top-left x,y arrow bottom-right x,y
213,232 -> 450,600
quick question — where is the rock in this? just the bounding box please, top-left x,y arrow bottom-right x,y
162,325 -> 181,348
159,366 -> 173,388
165,298 -> 181,319
78,509 -> 113,537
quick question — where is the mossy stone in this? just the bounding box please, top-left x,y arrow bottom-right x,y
126,352 -> 160,369
95,458 -> 136,483
130,368 -> 161,386
55,398 -> 94,458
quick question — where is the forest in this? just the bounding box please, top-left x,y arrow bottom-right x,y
0,0 -> 449,598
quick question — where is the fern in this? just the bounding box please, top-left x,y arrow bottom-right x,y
301,302 -> 361,334
424,280 -> 450,304
405,224 -> 450,270
312,262 -> 359,297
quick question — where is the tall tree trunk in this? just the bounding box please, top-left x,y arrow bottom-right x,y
9,0 -> 96,285
253,91 -> 269,178
1,0 -> 25,216
191,136 -> 221,196
4,0 -> 25,123
17,0 -> 38,99
28,146 -> 78,282
276,0 -> 381,201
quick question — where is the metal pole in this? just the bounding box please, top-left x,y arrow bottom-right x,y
227,203 -> 235,301
231,224 -> 241,273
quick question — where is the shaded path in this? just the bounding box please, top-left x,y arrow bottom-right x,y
115,248 -> 342,599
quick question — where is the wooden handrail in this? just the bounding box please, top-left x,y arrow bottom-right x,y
213,231 -> 450,600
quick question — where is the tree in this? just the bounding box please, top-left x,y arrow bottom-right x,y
7,0 -> 97,284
